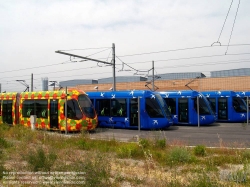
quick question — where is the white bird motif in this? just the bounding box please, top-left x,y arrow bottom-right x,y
217,91 -> 221,95
125,118 -> 129,122
100,92 -> 105,97
206,94 -> 210,97
153,120 -> 158,125
151,94 -> 155,99
109,117 -> 113,122
178,91 -> 182,95
173,115 -> 178,119
165,94 -> 169,98
129,90 -> 134,96
198,94 -> 202,98
201,116 -> 206,120
242,91 -> 245,95
241,113 -> 245,117
111,94 -> 115,99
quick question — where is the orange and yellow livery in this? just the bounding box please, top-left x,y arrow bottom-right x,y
0,89 -> 97,131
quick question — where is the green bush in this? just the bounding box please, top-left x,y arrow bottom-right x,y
168,147 -> 192,164
155,139 -> 166,149
81,153 -> 111,187
242,149 -> 250,160
139,138 -> 150,149
26,147 -> 57,171
77,139 -> 91,150
0,137 -> 11,148
193,145 -> 206,157
117,144 -> 144,159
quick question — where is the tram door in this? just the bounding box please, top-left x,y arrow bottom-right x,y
218,98 -> 228,120
130,98 -> 138,126
178,98 -> 188,123
50,99 -> 59,129
2,100 -> 13,124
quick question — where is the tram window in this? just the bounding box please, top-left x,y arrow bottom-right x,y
111,99 -> 127,117
97,99 -> 110,116
164,98 -> 176,115
233,97 -> 247,113
2,100 -> 13,124
22,100 -> 34,117
207,98 -> 216,113
64,99 -> 83,120
78,95 -> 95,118
146,97 -> 164,118
193,98 -> 211,115
35,100 -> 48,118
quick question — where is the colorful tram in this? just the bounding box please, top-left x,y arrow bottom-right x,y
0,89 -> 97,131
201,91 -> 248,122
86,90 -> 173,130
159,90 -> 216,125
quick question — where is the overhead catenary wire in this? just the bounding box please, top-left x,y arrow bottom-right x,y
225,0 -> 241,54
0,44 -> 249,74
211,0 -> 234,46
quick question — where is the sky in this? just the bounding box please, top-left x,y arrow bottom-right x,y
1,0 -> 250,92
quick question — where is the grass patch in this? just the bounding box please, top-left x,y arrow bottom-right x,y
25,147 -> 57,172
0,124 -> 250,186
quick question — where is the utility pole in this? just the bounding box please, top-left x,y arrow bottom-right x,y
31,73 -> 33,92
152,61 -> 154,91
112,43 -> 116,91
49,81 -> 57,91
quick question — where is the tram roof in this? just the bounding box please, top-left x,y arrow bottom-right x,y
201,90 -> 237,97
235,91 -> 250,97
86,90 -> 158,98
158,90 -> 201,98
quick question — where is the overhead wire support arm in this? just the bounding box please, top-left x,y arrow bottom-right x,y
55,51 -> 113,65
55,43 -> 116,91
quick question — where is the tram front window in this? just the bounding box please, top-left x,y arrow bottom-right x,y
233,97 -> 247,112
155,94 -> 171,118
65,99 -> 83,120
194,98 -> 211,115
78,95 -> 95,118
146,97 -> 164,118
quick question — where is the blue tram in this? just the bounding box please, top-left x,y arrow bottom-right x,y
86,90 -> 173,130
235,91 -> 250,110
201,91 -> 248,122
158,90 -> 216,125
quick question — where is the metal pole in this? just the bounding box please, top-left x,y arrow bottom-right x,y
152,61 -> 154,91
65,87 -> 68,134
247,96 -> 249,125
112,43 -> 116,91
31,73 -> 33,92
138,97 -> 141,131
197,96 -> 200,127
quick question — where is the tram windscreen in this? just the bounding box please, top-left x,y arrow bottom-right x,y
155,94 -> 171,118
145,97 -> 164,118
66,99 -> 83,120
233,97 -> 247,112
193,97 -> 211,115
78,95 -> 95,118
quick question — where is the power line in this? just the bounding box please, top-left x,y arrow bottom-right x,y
212,0 -> 234,46
225,0 -> 241,54
59,47 -> 111,51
